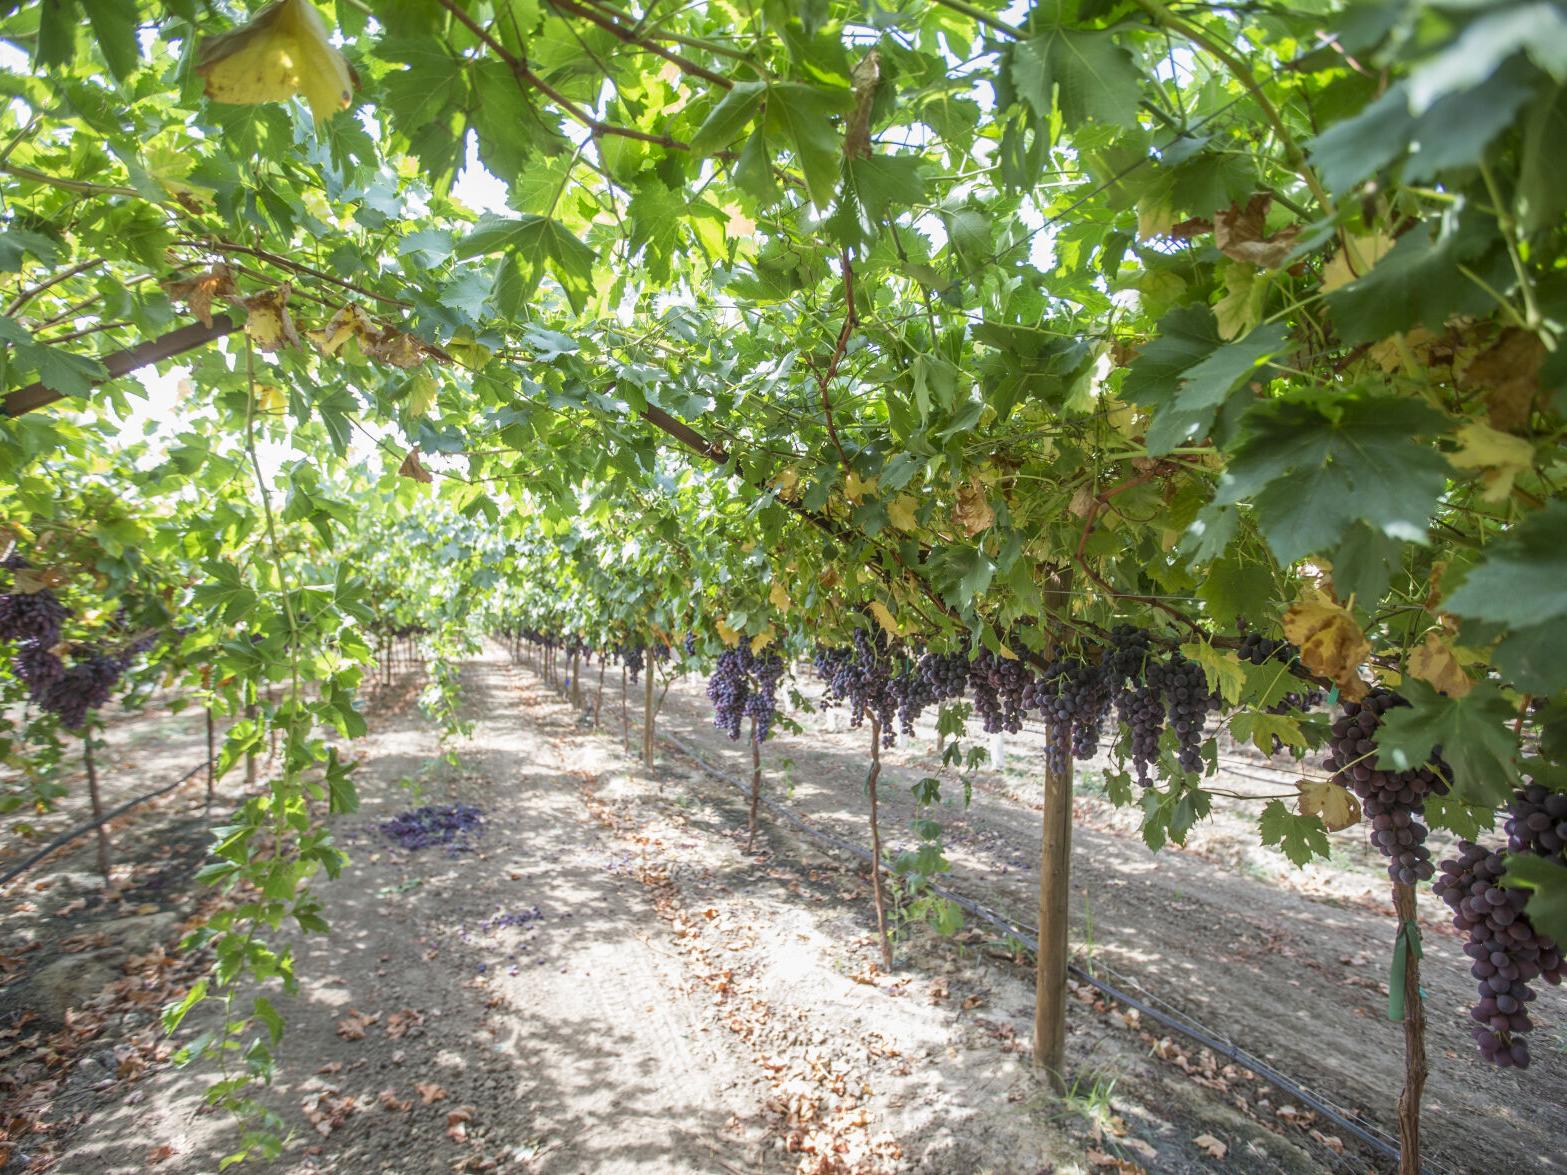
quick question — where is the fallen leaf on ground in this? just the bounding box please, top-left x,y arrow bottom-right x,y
416,1080 -> 447,1104
1193,1133 -> 1227,1159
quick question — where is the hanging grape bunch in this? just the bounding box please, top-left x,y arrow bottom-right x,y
813,629 -> 898,744
743,651 -> 785,742
1323,690 -> 1448,887
966,650 -> 1033,735
1435,835 -> 1563,1069
1148,652 -> 1213,776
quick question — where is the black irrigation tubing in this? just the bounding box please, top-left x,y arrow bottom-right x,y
659,729 -> 1438,1175
0,757 -> 214,890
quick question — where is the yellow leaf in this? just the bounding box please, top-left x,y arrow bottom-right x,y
1407,632 -> 1473,698
887,494 -> 918,532
1446,421 -> 1535,504
405,370 -> 438,418
952,476 -> 995,537
308,303 -> 376,356
715,619 -> 740,648
1213,259 -> 1263,341
868,601 -> 900,637
1179,641 -> 1246,706
773,468 -> 800,501
769,581 -> 791,614
1136,198 -> 1175,240
1282,590 -> 1369,701
1296,779 -> 1361,832
243,286 -> 299,351
255,384 -> 287,414
196,0 -> 356,125
750,626 -> 775,654
844,471 -> 877,503
1322,231 -> 1394,293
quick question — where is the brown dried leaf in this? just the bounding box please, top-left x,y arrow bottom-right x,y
377,1088 -> 412,1112
1462,327 -> 1545,432
1282,590 -> 1369,701
1214,194 -> 1299,269
163,265 -> 237,327
952,476 -> 995,537
398,448 -> 433,484
415,1080 -> 447,1105
1192,1133 -> 1227,1159
362,328 -> 428,369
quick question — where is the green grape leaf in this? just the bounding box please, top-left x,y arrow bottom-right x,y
1215,394 -> 1450,563
1501,852 -> 1567,949
1373,680 -> 1521,805
1442,501 -> 1567,628
1259,799 -> 1332,866
1011,28 -> 1140,130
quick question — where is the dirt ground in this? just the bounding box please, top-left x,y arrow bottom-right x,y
1,644 -> 1561,1174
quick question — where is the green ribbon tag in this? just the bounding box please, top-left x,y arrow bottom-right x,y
1388,919 -> 1424,1022
1326,685 -> 1341,706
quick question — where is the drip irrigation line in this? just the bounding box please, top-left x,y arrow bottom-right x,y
659,729 -> 1439,1175
0,758 -> 214,889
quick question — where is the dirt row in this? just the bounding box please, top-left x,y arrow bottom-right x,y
4,644 -> 1558,1173
632,660 -> 1565,1175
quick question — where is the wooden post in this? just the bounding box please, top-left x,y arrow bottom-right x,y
1035,567 -> 1074,1092
594,660 -> 606,728
747,716 -> 762,852
1393,881 -> 1426,1175
571,651 -> 581,710
866,718 -> 893,970
643,647 -> 655,769
83,733 -> 110,882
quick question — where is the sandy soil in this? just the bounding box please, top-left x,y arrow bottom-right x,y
3,644 -> 1559,1175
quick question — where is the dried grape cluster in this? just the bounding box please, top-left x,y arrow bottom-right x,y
1324,691 -> 1448,887
380,803 -> 485,853
1435,839 -> 1563,1069
706,644 -> 786,743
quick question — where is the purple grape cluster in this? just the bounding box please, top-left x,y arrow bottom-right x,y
380,803 -> 484,853
1324,690 -> 1449,887
38,650 -> 126,730
1019,627 -> 1213,786
707,648 -> 749,740
705,645 -> 786,742
0,585 -> 68,646
1435,841 -> 1563,1068
1506,783 -> 1567,861
1030,659 -> 1114,759
813,630 -> 898,745
620,638 -> 671,683
966,651 -> 1033,735
1148,652 -> 1211,775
